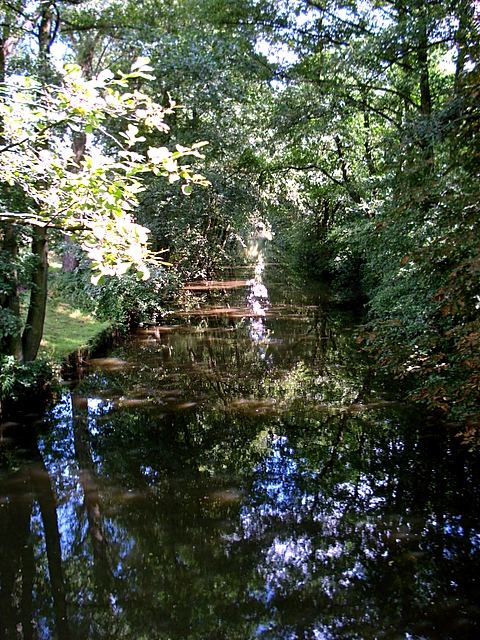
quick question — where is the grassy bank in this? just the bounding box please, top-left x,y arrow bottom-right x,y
39,297 -> 110,363
0,298 -> 111,419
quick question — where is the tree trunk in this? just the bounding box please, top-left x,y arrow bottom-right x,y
334,135 -> 363,206
0,19 -> 23,361
416,3 -> 434,169
417,16 -> 432,118
33,452 -> 70,640
22,227 -> 48,362
19,1 -> 56,361
38,0 -> 55,84
62,131 -> 87,272
1,223 -> 23,360
62,30 -> 96,273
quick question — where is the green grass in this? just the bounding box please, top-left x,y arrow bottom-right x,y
39,298 -> 110,362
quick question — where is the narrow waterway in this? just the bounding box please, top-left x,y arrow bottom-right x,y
1,264 -> 479,640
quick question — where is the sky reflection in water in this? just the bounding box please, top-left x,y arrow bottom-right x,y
0,262 -> 480,639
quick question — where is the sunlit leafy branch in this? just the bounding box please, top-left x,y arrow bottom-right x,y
0,57 -> 210,282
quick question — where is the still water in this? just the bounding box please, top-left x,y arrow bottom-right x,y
1,265 -> 479,640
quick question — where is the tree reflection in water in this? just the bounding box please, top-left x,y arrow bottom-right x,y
0,427 -> 70,640
0,270 -> 479,639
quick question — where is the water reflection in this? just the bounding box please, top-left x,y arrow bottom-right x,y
1,269 -> 480,639
246,249 -> 272,366
0,429 -> 70,640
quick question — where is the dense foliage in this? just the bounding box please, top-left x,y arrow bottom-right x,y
248,0 -> 480,439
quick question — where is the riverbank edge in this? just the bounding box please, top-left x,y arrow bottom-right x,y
60,323 -> 122,379
0,323 -> 121,423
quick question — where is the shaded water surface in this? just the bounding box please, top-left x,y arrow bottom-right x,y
1,269 -> 479,639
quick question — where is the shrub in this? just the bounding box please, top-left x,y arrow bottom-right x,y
53,263 -> 181,329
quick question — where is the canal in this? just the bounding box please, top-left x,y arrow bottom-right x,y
0,263 -> 479,639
